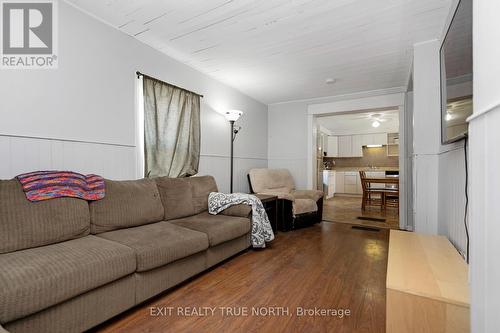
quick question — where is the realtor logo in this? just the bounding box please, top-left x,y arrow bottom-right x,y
1,0 -> 58,69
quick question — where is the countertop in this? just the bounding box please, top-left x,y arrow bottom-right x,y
323,167 -> 399,172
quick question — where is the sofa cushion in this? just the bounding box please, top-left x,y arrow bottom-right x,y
170,212 -> 251,247
97,222 -> 209,272
0,236 -> 136,323
0,179 -> 90,254
155,175 -> 218,220
89,179 -> 164,234
249,168 -> 295,193
293,198 -> 318,215
155,177 -> 195,220
188,176 -> 219,214
292,189 -> 324,202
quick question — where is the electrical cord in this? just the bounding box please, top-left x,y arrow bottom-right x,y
464,136 -> 469,263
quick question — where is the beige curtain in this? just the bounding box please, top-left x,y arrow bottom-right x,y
143,76 -> 200,178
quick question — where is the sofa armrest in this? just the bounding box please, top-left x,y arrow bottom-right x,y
220,204 -> 252,218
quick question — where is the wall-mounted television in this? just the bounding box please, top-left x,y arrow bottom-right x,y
440,0 -> 473,144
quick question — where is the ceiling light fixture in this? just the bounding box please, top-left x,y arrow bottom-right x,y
366,144 -> 383,148
372,120 -> 380,128
325,78 -> 336,84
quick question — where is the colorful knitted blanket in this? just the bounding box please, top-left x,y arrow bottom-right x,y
16,171 -> 105,202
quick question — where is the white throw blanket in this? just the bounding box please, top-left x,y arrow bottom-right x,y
208,192 -> 275,248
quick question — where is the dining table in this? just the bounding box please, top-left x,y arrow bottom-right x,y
364,176 -> 399,185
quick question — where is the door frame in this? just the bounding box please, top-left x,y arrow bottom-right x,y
306,92 -> 408,229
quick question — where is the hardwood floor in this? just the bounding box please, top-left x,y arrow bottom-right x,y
91,222 -> 388,333
323,196 -> 399,230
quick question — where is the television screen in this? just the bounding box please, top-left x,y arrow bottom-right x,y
440,0 -> 473,144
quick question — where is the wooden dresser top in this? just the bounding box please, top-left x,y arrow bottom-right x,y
387,230 -> 469,307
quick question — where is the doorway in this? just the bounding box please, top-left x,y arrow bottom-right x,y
305,92 -> 408,229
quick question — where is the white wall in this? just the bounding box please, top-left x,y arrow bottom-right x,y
412,40 -> 442,235
469,0 -> 500,331
268,101 -> 309,189
0,1 -> 268,193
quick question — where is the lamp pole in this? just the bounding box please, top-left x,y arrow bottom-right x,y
230,120 -> 235,193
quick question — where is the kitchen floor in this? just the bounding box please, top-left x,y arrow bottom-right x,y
323,195 -> 399,229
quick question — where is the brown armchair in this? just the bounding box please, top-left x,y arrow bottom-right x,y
248,168 -> 323,231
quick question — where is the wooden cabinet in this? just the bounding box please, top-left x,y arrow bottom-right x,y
326,136 -> 338,157
387,230 -> 469,333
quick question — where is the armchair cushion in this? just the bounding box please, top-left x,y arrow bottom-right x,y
291,189 -> 324,202
248,169 -> 295,193
293,199 -> 318,215
258,188 -> 294,201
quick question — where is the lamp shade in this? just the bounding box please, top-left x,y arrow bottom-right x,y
224,110 -> 243,122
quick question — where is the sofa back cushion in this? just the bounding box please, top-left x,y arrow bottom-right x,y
249,168 -> 295,193
0,179 -> 90,254
89,179 -> 164,234
155,175 -> 218,220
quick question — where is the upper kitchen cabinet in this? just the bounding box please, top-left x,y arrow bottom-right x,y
338,136 -> 352,157
337,135 -> 363,157
326,136 -> 338,157
351,135 -> 364,157
387,133 -> 399,156
361,133 -> 388,146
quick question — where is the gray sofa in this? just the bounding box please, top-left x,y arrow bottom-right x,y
0,176 -> 251,333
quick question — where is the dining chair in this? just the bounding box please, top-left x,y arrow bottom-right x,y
359,171 -> 385,211
384,182 -> 399,213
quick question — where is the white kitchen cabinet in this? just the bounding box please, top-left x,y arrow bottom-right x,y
338,136 -> 352,157
335,171 -> 345,193
344,171 -> 358,194
373,133 -> 388,145
351,135 -> 364,157
326,136 -> 338,157
361,134 -> 372,146
361,133 -> 388,146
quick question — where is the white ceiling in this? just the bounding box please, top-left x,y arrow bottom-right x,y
67,0 -> 453,104
317,109 -> 399,135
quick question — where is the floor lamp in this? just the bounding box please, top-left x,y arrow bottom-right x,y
224,110 -> 243,193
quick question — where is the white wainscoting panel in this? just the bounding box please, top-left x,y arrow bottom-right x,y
469,106 -> 500,333
438,146 -> 468,255
1,136 -> 268,192
0,135 -> 137,180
